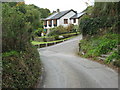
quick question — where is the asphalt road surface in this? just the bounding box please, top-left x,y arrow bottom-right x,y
38,35 -> 118,88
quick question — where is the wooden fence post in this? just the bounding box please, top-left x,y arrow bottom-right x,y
46,43 -> 47,47
79,42 -> 81,52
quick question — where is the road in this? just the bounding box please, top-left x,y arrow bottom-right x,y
38,35 -> 118,88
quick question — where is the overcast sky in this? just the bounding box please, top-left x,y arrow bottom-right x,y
24,0 -> 94,13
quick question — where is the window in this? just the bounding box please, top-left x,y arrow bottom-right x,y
48,20 -> 52,27
73,19 -> 76,23
53,19 -> 57,26
64,19 -> 68,24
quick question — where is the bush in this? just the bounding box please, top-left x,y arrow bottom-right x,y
80,34 -> 118,57
66,24 -> 74,32
47,27 -> 59,36
47,24 -> 76,37
2,51 -> 19,57
105,51 -> 120,64
73,25 -> 79,33
2,45 -> 41,88
47,25 -> 66,36
2,3 -> 41,88
79,16 -> 118,37
34,28 -> 43,36
2,3 -> 41,52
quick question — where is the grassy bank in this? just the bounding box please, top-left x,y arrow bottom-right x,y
79,33 -> 120,67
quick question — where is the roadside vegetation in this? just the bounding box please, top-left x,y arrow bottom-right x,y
32,35 -> 76,45
33,24 -> 80,44
48,24 -> 78,36
79,2 -> 120,67
2,2 -> 50,88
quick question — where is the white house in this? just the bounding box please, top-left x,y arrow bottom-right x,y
43,9 -> 84,33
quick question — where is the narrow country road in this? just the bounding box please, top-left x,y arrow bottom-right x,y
37,35 -> 118,88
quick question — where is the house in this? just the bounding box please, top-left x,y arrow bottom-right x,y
43,9 -> 84,33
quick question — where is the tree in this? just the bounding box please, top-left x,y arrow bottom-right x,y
79,2 -> 119,38
2,2 -> 41,52
2,2 -> 42,88
29,4 -> 51,18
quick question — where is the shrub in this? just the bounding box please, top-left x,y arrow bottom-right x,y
73,25 -> 79,33
47,25 -> 66,36
34,28 -> 43,36
2,51 -> 19,57
79,16 -> 118,37
105,51 -> 120,64
80,34 -> 118,57
2,3 -> 41,88
2,3 -> 41,52
2,45 -> 41,88
66,24 -> 74,32
48,24 -> 77,37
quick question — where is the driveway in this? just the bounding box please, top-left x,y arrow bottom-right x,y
38,35 -> 118,88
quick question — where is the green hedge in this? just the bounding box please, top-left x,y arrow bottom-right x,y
2,45 -> 41,88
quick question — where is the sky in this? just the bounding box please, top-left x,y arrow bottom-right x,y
24,0 -> 94,13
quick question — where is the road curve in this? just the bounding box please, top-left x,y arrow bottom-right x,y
38,35 -> 118,88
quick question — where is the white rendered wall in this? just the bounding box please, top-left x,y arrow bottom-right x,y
51,20 -> 54,28
44,11 -> 78,29
59,11 -> 76,27
57,19 -> 60,27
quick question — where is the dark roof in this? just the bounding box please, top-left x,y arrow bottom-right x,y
44,13 -> 58,20
70,12 -> 85,19
44,9 -> 77,20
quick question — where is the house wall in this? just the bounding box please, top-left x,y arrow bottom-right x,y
44,19 -> 59,29
57,19 -> 60,27
43,11 -> 78,31
58,11 -> 76,27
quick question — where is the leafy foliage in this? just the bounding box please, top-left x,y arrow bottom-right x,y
79,2 -> 120,67
80,34 -> 118,57
2,51 -> 19,57
92,2 -> 118,17
79,2 -> 119,37
2,3 -> 41,52
34,28 -> 43,36
29,4 -> 51,18
2,46 -> 41,88
2,2 -> 42,88
48,24 -> 77,37
79,16 -> 118,36
105,51 -> 120,64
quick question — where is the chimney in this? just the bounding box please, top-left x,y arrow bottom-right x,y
53,11 -> 56,13
57,9 -> 60,12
